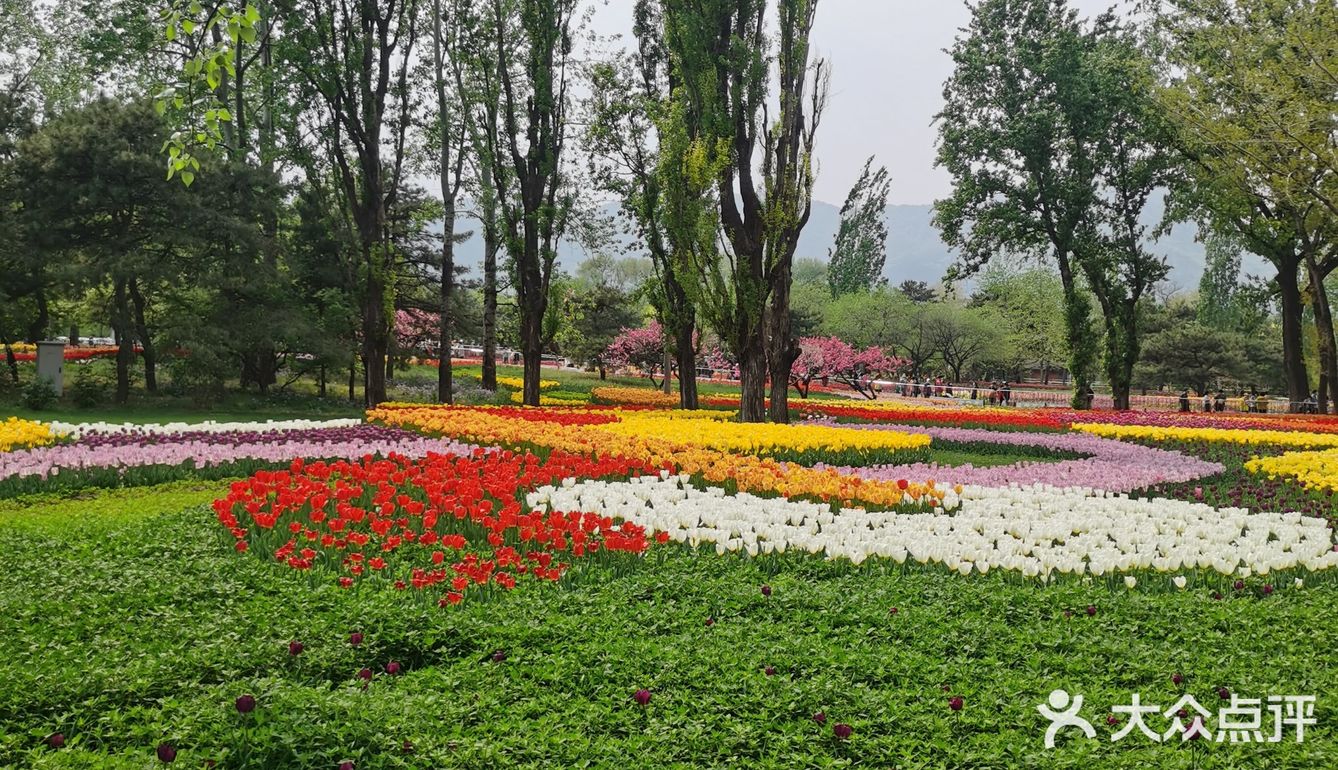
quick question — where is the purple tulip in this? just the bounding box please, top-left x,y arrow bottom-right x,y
386,661 -> 402,675
812,712 -> 827,725
633,689 -> 652,706
357,667 -> 372,681
1172,673 -> 1183,686
764,666 -> 776,676
833,723 -> 853,739
1086,605 -> 1096,617
235,694 -> 256,714
761,584 -> 772,597
288,640 -> 304,656
46,732 -> 65,749
349,632 -> 363,647
339,763 -> 355,770
157,744 -> 177,763
949,696 -> 964,711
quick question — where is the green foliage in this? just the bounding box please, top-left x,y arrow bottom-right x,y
19,377 -> 58,410
972,265 -> 1071,382
69,365 -> 110,409
0,495 -> 1335,767
827,157 -> 891,297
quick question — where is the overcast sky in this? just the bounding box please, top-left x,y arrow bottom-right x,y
589,0 -> 1130,206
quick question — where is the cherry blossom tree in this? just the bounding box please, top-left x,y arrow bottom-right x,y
605,322 -> 671,387
789,336 -> 903,400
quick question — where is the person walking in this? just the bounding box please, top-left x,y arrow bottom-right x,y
1201,391 -> 1211,412
1001,381 -> 1012,407
1179,388 -> 1191,413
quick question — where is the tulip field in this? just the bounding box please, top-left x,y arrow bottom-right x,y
2,391 -> 1337,768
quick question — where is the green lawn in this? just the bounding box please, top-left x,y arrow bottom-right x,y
1,491 -> 1332,768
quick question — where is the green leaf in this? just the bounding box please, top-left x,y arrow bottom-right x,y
165,22 -> 177,41
182,19 -> 196,34
240,25 -> 256,44
180,171 -> 195,187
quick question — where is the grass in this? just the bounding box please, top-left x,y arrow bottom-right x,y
0,490 -> 1333,769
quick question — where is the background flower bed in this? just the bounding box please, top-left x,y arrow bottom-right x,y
1,496 -> 1333,768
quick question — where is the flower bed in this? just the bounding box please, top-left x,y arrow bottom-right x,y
368,405 -> 950,510
820,423 -> 1223,493
1073,422 -> 1338,449
0,418 -> 60,453
213,449 -> 659,601
1246,449 -> 1338,492
591,386 -> 682,407
534,475 -> 1338,580
481,374 -> 560,391
48,418 -> 363,439
0,424 -> 474,497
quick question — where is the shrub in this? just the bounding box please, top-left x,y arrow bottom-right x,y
20,378 -> 58,410
70,366 -> 110,409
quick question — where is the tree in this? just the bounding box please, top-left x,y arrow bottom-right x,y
972,264 -> 1069,383
605,322 -> 672,387
1154,0 -> 1338,411
1135,322 -> 1250,395
789,336 -> 901,399
661,0 -> 828,423
925,304 -> 1006,383
17,99 -> 196,402
277,0 -> 421,406
897,280 -> 937,304
934,0 -> 1101,407
488,0 -> 579,407
1197,232 -> 1249,330
827,157 -> 890,297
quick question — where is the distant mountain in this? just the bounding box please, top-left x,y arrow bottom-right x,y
442,200 -> 1262,293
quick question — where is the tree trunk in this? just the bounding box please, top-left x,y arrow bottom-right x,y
481,228 -> 499,391
348,359 -> 356,402
3,343 -> 16,384
521,309 -> 543,407
128,277 -> 157,393
1277,262 -> 1311,412
738,338 -> 767,423
661,344 -> 673,395
766,269 -> 796,425
674,317 -> 698,410
319,364 -> 327,398
1055,253 -> 1096,409
1305,256 -> 1338,414
111,277 -> 133,404
362,249 -> 389,407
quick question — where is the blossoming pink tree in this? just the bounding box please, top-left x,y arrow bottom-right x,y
790,336 -> 903,399
605,322 -> 670,387
395,309 -> 441,356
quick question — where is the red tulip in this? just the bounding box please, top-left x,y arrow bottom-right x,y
386,661 -> 402,675
46,732 -> 65,749
812,712 -> 827,725
491,650 -> 508,663
633,688 -> 652,706
1233,580 -> 1245,591
157,744 -> 177,763
357,667 -> 372,681
764,666 -> 776,676
761,584 -> 772,597
705,617 -> 715,626
1262,584 -> 1274,596
949,696 -> 964,711
339,763 -> 354,770
288,640 -> 304,656
1218,687 -> 1230,699
235,694 -> 256,714
833,723 -> 853,739
1172,673 -> 1183,686
1085,605 -> 1096,617
349,632 -> 363,647
1105,714 -> 1118,726
889,607 -> 898,615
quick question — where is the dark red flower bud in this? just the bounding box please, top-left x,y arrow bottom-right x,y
949,696 -> 964,711
1172,673 -> 1183,686
764,666 -> 776,676
288,640 -> 304,656
833,723 -> 853,739
1218,687 -> 1230,700
1085,605 -> 1096,617
1105,714 -> 1118,726
386,661 -> 401,675
349,632 -> 363,647
157,744 -> 177,763
46,732 -> 65,749
1262,584 -> 1274,596
357,667 -> 372,681
491,650 -> 507,663
235,694 -> 256,714
633,688 -> 651,706
812,712 -> 827,725
761,584 -> 772,597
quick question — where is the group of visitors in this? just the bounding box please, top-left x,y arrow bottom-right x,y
893,376 -> 1015,407
894,375 -> 958,399
1178,388 -> 1274,414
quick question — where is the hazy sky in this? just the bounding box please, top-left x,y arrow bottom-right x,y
590,0 -> 1129,206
